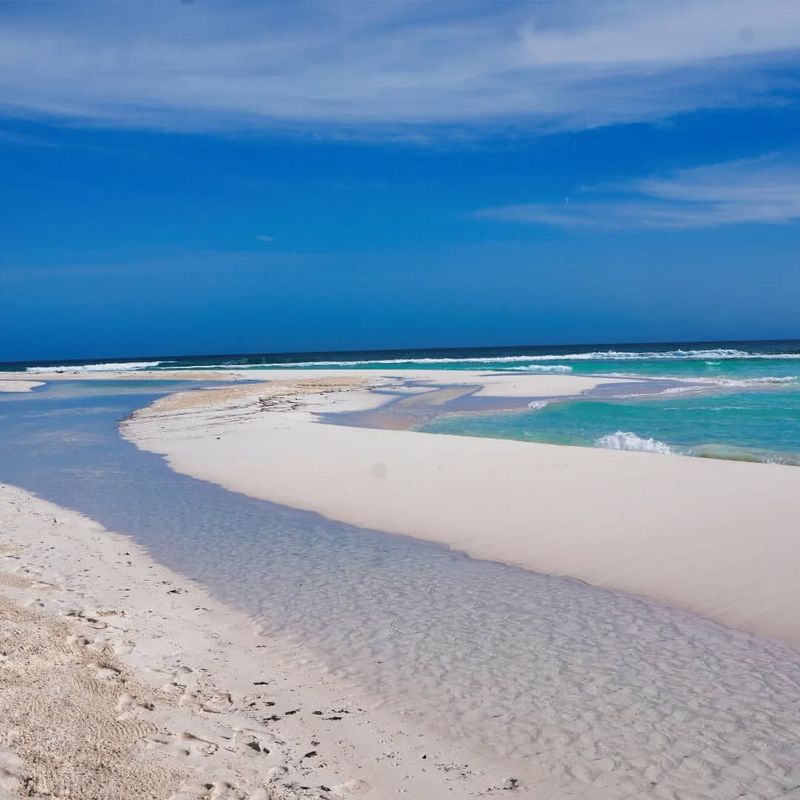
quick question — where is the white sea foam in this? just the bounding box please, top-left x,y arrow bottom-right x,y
705,375 -> 799,388
527,400 -> 551,410
213,348 -> 800,368
654,385 -> 709,396
508,364 -> 572,373
652,376 -> 799,394
595,431 -> 674,455
606,375 -> 799,396
553,348 -> 800,361
27,361 -> 164,374
29,349 -> 800,374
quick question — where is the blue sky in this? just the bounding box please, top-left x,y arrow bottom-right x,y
2,0 -> 800,361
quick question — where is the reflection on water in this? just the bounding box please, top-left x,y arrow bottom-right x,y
1,381 -> 799,797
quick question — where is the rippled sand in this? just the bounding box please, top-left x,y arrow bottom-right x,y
1,484 -> 530,798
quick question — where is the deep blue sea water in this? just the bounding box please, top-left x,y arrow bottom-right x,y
6,338 -> 800,380
4,338 -> 800,463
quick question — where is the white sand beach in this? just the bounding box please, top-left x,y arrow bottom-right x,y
125,371 -> 800,642
3,371 -> 800,800
0,380 -> 43,393
0,483 -> 526,798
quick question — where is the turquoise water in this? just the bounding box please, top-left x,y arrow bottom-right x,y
420,385 -> 800,465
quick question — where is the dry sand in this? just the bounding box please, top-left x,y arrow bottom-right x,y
0,484 -> 529,799
125,372 -> 800,642
0,366 -> 624,395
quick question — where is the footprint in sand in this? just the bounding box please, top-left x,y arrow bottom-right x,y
115,692 -> 154,721
178,731 -> 220,757
113,638 -> 136,656
151,730 -> 219,759
201,692 -> 234,714
93,662 -> 124,683
64,632 -> 92,648
331,777 -> 371,795
264,765 -> 288,784
230,728 -> 272,755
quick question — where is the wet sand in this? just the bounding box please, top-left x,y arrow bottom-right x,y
0,483 -> 523,798
0,380 -> 43,392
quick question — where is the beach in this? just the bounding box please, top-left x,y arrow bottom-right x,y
0,380 -> 43,393
125,370 -> 800,642
2,370 -> 800,799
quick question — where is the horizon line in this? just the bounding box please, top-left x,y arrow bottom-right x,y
3,335 -> 800,368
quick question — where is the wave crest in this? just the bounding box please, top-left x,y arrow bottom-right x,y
20,348 -> 800,374
508,365 -> 572,373
707,375 -> 799,387
167,348 -> 800,369
27,361 -> 164,374
554,348 -> 800,362
595,431 -> 674,455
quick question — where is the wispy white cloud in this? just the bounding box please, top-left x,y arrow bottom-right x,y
475,155 -> 800,229
0,0 -> 798,133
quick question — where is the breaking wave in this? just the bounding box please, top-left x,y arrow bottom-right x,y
702,375 -> 799,388
527,400 -> 551,410
163,348 -> 800,370
22,347 -> 800,374
27,361 -> 165,374
507,365 -> 572,373
595,431 -> 674,455
266,349 -> 800,367
610,375 -> 799,397
17,348 -> 800,377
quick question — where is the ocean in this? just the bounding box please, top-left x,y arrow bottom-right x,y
5,338 -> 800,465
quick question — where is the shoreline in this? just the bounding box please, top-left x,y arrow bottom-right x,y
4,376 -> 800,798
123,371 -> 800,642
0,366 -> 628,392
0,380 -> 44,393
0,483 -> 527,798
